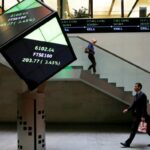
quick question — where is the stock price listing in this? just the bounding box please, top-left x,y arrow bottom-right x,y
21,45 -> 61,66
62,18 -> 150,33
2,38 -> 76,90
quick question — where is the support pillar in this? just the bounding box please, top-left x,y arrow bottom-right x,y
17,82 -> 46,150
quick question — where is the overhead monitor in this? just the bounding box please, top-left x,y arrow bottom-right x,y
1,1 -> 76,90
62,18 -> 150,33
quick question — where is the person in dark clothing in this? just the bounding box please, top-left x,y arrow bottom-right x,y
121,82 -> 150,148
87,39 -> 97,74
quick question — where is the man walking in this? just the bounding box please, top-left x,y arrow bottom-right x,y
121,82 -> 150,148
87,39 -> 97,74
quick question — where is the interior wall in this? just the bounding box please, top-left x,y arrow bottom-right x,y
0,64 -> 131,123
45,81 -> 131,123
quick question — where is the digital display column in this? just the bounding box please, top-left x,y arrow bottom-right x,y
1,1 -> 76,90
2,16 -> 76,90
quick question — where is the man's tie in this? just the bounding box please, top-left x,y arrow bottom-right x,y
135,93 -> 138,101
136,93 -> 139,98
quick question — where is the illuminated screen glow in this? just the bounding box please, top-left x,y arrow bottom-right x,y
1,13 -> 76,90
0,0 -> 54,51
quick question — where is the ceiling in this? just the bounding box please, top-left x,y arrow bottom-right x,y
1,0 -> 150,18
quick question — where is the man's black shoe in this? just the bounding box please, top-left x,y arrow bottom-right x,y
120,142 -> 130,148
148,144 -> 150,146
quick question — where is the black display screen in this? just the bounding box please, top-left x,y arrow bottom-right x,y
1,2 -> 76,90
62,18 -> 150,33
0,1 -> 54,51
2,37 -> 76,90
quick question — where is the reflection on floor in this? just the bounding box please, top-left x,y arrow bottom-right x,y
0,123 -> 150,150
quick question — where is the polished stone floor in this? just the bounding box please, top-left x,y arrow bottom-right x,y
0,123 -> 150,150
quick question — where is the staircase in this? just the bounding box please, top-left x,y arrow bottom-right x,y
1,32 -> 150,112
79,68 -> 150,114
50,65 -> 133,105
80,69 -> 133,105
69,36 -> 150,102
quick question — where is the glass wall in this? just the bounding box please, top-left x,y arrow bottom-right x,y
1,0 -> 150,18
41,0 -> 57,11
66,0 -> 89,18
58,0 -> 150,19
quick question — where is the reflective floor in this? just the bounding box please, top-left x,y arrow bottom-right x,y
0,123 -> 150,150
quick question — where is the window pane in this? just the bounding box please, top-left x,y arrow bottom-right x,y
67,0 -> 89,18
4,0 -> 23,11
93,0 -> 113,18
130,0 -> 150,18
42,0 -> 57,11
111,0 -> 121,17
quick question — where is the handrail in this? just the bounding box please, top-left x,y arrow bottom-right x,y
69,35 -> 150,74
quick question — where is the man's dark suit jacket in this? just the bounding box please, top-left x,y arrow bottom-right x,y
128,92 -> 148,119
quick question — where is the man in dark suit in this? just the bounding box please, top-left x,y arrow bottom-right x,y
121,82 -> 150,148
